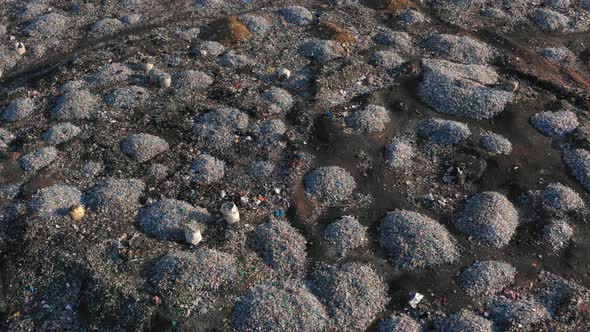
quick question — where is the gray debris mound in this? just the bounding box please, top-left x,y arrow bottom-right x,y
0,128 -> 14,151
422,34 -> 495,64
370,50 -> 405,69
399,9 -> 429,25
480,132 -> 512,155
487,297 -> 550,330
379,313 -> 421,332
120,133 -> 169,163
252,119 -> 287,148
59,80 -> 87,94
191,153 -> 226,184
385,138 -> 415,169
563,148 -> 590,191
218,51 -> 254,68
28,185 -> 82,219
299,40 -> 345,62
43,123 -> 81,145
533,8 -> 570,32
280,6 -> 313,25
173,70 -> 214,93
195,0 -> 225,7
309,262 -> 389,331
88,178 -> 145,214
232,281 -> 328,332
538,270 -> 586,316
544,0 -> 571,10
249,220 -> 307,276
247,160 -> 275,178
543,219 -> 574,251
139,199 -> 209,241
145,163 -> 169,180
460,261 -> 516,297
374,30 -> 413,51
379,210 -> 460,271
530,110 -> 578,138
261,87 -> 294,114
105,86 -> 148,109
90,18 -> 125,35
51,90 -> 101,120
541,182 -> 585,214
26,13 -> 68,37
304,166 -> 356,205
191,41 -> 225,57
346,105 -> 391,133
441,310 -> 494,332
324,215 -> 368,256
2,98 -> 35,122
419,59 -> 513,120
540,47 -> 575,64
239,14 -> 271,34
81,161 -> 103,177
88,63 -> 133,87
148,249 -> 236,317
417,118 -> 471,145
193,107 -> 249,150
19,146 -> 58,172
0,46 -> 17,73
453,192 -> 519,248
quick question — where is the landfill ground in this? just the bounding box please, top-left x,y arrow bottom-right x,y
3,0 -> 590,331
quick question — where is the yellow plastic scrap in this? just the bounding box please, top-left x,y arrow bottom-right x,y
69,205 -> 85,221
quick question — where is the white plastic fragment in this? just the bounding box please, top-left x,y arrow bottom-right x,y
184,223 -> 203,245
278,68 -> 291,80
159,73 -> 172,88
16,42 -> 26,56
409,292 -> 424,308
143,61 -> 154,72
220,202 -> 240,224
